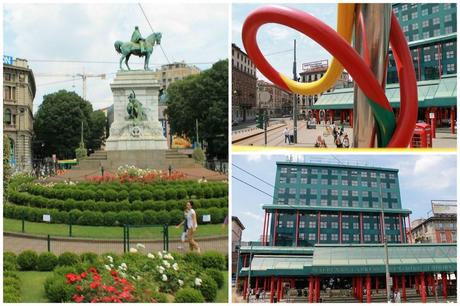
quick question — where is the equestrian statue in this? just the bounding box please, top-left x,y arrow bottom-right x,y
114,26 -> 162,71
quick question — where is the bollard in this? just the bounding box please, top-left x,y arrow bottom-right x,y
68,217 -> 73,237
123,226 -> 127,253
47,235 -> 51,252
22,217 -> 25,233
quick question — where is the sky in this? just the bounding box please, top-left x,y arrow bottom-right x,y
4,3 -> 228,113
232,3 -> 337,81
232,154 -> 457,242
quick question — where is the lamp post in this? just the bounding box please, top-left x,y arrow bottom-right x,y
246,244 -> 254,303
379,183 -> 391,303
292,39 -> 298,144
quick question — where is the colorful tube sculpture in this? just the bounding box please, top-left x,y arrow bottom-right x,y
242,4 -> 418,148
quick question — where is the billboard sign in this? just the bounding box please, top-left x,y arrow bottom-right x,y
3,55 -> 13,65
302,60 -> 328,72
431,200 -> 457,216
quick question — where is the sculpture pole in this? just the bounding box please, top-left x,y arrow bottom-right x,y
352,4 -> 392,147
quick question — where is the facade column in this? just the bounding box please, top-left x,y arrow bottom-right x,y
340,110 -> 344,124
281,277 -> 285,300
308,276 -> 314,303
263,277 -> 267,291
360,212 -> 363,243
402,273 -> 406,302
420,273 -> 426,303
375,276 -> 379,294
317,212 -> 321,244
255,277 -> 259,292
442,272 -> 448,301
403,216 -> 408,243
262,211 -> 267,245
270,276 -> 275,303
290,278 -> 295,289
415,274 -> 420,295
380,213 -> 384,243
339,211 -> 342,243
315,277 -> 320,303
366,274 -> 371,303
276,277 -> 282,302
450,107 -> 456,134
352,277 -> 356,298
295,211 -> 299,247
399,214 -> 404,243
431,107 -> 437,138
358,276 -> 363,303
243,277 -> 248,299
273,210 -> 278,246
394,275 -> 399,291
430,273 -> 435,295
329,109 -> 334,123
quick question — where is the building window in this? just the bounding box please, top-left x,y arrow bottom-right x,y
301,168 -> 307,174
289,189 -> 296,194
321,179 -> 327,185
432,5 -> 439,13
309,199 -> 317,205
353,223 -> 359,230
434,29 -> 441,36
312,169 -> 318,174
279,177 -> 287,184
342,180 -> 348,186
299,233 -> 305,240
3,86 -> 15,100
320,200 -> 328,206
422,8 -> 428,16
289,178 -> 297,184
432,17 -> 440,25
281,167 -> 287,173
446,50 -> 455,59
401,4 -> 407,11
288,199 -> 296,205
331,234 -> 338,241
412,23 -> 418,30
351,181 -> 358,186
342,234 -> 349,241
364,234 -> 371,242
311,189 -> 317,195
445,14 -> 452,22
300,189 -> 307,195
445,26 -> 453,34
308,233 -> 316,241
331,200 -> 338,207
332,179 -> 338,185
411,12 -> 417,19
364,223 -> 370,230
447,63 -> 455,72
402,15 -> 408,22
352,191 -> 358,196
423,32 -> 430,39
331,222 -> 338,229
371,182 -> 377,187
320,221 -> 327,229
287,221 -> 294,228
309,221 -> 316,228
342,190 -> 349,196
299,221 -> 305,228
301,178 -> 307,184
311,179 -> 318,185
422,20 -> 429,28
343,223 -> 349,229
412,34 -> 419,41
320,233 -> 328,241
353,234 -> 360,242
361,181 -> 368,187
370,172 -> 377,178
403,25 -> 409,33
321,189 -> 327,195
4,108 -> 12,125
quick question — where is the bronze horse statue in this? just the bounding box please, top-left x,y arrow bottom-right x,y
114,32 -> 162,71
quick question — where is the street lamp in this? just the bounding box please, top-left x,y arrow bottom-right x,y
246,244 -> 254,303
379,183 -> 391,303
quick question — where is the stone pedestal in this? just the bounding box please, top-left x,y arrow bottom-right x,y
106,70 -> 167,151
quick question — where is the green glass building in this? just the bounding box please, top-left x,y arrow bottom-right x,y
388,3 -> 457,82
265,162 -> 410,247
236,161 -> 457,303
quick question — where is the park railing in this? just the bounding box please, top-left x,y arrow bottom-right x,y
123,224 -> 169,253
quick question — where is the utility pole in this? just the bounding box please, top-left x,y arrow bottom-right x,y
380,184 -> 391,303
246,245 -> 253,303
292,39 -> 298,144
264,110 -> 268,146
195,118 -> 199,147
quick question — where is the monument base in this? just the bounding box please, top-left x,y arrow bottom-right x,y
105,137 -> 167,151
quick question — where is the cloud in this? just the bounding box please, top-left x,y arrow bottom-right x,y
4,3 -> 228,112
242,211 -> 263,222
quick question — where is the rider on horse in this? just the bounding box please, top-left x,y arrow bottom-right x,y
131,26 -> 146,54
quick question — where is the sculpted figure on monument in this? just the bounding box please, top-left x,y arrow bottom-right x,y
114,27 -> 162,70
126,90 -> 147,122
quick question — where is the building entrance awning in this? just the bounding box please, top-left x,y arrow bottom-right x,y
239,244 -> 456,277
313,74 -> 457,110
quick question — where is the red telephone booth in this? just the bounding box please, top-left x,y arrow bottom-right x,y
410,123 -> 432,148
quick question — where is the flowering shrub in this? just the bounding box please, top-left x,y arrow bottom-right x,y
65,267 -> 137,303
85,166 -> 187,183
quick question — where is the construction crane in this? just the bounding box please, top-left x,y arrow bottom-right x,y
35,72 -> 106,100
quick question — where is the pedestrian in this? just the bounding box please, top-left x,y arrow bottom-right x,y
100,163 -> 104,177
340,126 -> 344,136
284,127 -> 290,144
289,129 -> 294,144
320,138 -> 328,148
315,135 -> 322,147
168,164 -> 172,176
394,289 -> 401,303
343,134 -> 350,148
335,136 -> 343,148
175,205 -> 190,249
185,200 -> 200,252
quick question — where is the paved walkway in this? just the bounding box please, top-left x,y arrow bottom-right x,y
4,232 -> 228,255
233,119 -> 456,149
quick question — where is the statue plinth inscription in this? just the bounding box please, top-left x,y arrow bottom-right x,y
105,70 -> 167,151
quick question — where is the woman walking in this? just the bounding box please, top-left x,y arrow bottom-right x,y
185,201 -> 200,252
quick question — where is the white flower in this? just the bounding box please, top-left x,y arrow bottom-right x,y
110,264 -> 114,268
162,274 -> 168,281
157,251 -> 163,259
172,263 -> 179,271
157,265 -> 165,274
129,247 -> 138,253
147,253 -> 155,259
178,279 -> 184,286
104,265 -> 111,271
107,255 -> 113,263
120,272 -> 127,278
137,275 -> 142,280
119,263 -> 128,271
163,260 -> 171,268
195,278 -> 202,286
136,243 -> 145,249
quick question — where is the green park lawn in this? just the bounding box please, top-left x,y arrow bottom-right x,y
17,271 -> 228,303
4,218 -> 227,240
18,271 -> 52,302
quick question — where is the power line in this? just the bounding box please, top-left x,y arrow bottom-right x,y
37,78 -> 77,87
265,49 -> 294,57
232,175 -> 274,199
232,163 -> 275,188
138,3 -> 171,64
27,59 -> 214,66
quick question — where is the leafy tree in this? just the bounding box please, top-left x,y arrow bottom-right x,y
3,135 -> 11,201
33,90 -> 105,159
88,110 -> 107,152
165,60 -> 228,159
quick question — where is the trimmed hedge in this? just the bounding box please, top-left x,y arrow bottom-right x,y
3,271 -> 21,302
37,252 -> 59,271
17,250 -> 38,271
4,203 -> 227,226
205,268 -> 224,289
174,288 -> 205,303
198,273 -> 218,302
58,252 -> 81,266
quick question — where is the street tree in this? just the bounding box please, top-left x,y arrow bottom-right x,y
33,90 -> 106,159
165,59 -> 228,159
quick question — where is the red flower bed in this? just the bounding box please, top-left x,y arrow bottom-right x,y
86,170 -> 187,183
65,268 -> 136,303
